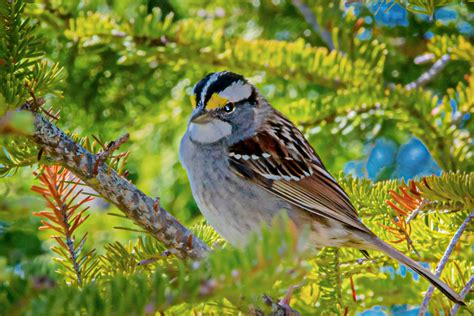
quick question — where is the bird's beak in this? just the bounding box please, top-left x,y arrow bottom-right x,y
190,108 -> 211,124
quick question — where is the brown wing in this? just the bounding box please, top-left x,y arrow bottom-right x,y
228,110 -> 371,234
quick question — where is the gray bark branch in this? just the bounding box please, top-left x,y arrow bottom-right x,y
418,211 -> 473,315
292,0 -> 335,51
405,54 -> 451,91
30,110 -> 210,260
450,274 -> 473,316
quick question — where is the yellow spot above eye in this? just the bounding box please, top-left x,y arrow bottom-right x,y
206,93 -> 228,110
190,95 -> 197,108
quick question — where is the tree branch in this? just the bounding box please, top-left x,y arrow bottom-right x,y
418,211 -> 473,314
93,132 -> 129,175
292,0 -> 335,50
405,54 -> 450,91
450,274 -> 473,316
27,106 -> 210,260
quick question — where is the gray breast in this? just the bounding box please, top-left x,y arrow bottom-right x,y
179,132 -> 291,246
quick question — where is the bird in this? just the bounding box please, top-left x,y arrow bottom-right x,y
179,71 -> 464,305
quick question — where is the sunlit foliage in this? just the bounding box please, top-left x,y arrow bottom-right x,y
0,0 -> 472,314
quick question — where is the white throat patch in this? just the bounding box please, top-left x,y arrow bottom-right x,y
188,120 -> 232,144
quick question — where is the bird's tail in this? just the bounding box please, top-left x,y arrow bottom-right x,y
366,236 -> 465,305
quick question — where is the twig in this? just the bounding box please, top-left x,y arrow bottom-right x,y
291,0 -> 335,50
418,211 -> 473,315
405,199 -> 426,224
349,276 -> 357,302
450,274 -> 473,316
32,166 -> 92,286
27,106 -> 210,259
27,93 -> 45,111
414,53 -> 436,65
405,54 -> 450,90
93,133 -> 129,175
41,106 -> 60,122
405,210 -> 420,224
65,218 -> 83,286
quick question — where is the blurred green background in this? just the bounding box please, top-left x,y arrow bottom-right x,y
1,0 -> 473,314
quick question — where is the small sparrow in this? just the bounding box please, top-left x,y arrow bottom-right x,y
179,71 -> 463,304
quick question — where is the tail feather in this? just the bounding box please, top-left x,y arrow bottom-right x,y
367,236 -> 465,305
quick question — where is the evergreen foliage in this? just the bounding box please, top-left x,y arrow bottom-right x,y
0,0 -> 472,314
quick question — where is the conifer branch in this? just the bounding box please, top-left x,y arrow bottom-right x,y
384,180 -> 424,256
450,274 -> 473,316
93,133 -> 129,175
405,54 -> 450,90
31,165 -> 95,285
419,211 -> 473,314
25,104 -> 210,260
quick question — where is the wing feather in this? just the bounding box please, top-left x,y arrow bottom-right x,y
228,110 -> 371,234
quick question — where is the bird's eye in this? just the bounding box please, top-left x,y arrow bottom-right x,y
223,103 -> 235,113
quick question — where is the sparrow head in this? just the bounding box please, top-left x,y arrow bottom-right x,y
187,71 -> 267,144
